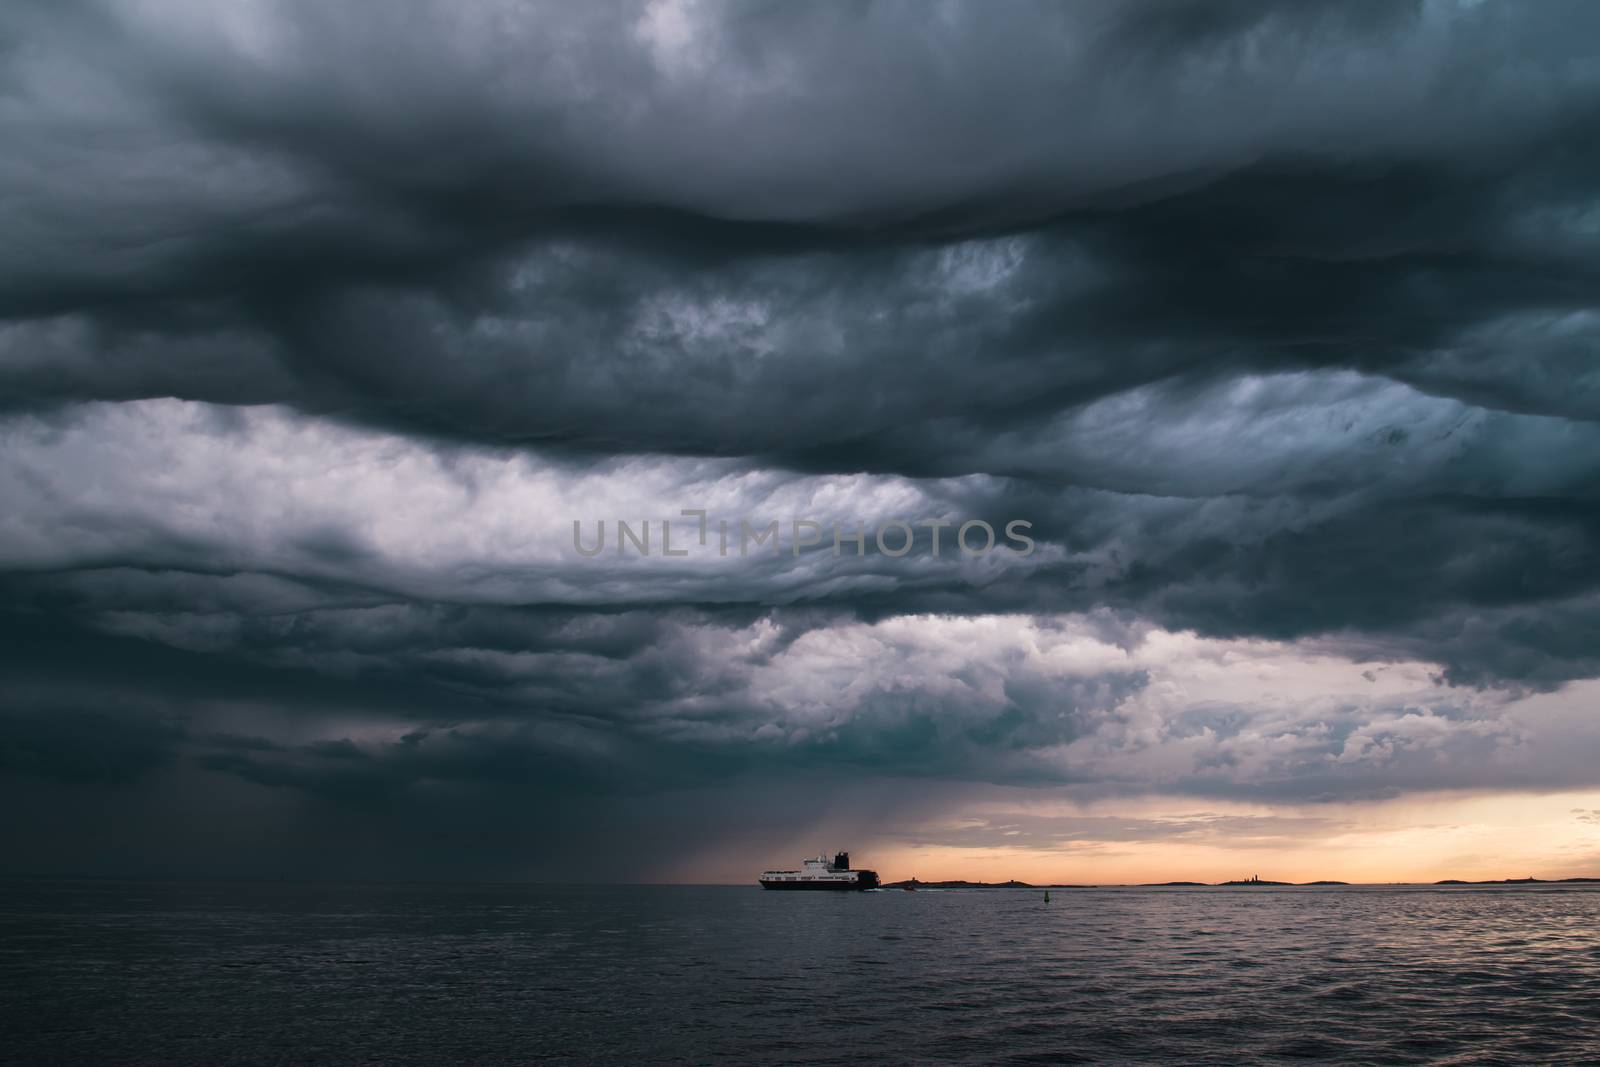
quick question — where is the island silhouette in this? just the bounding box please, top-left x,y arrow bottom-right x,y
880,875 -> 1600,889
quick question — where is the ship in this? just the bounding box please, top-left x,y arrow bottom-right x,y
758,851 -> 880,891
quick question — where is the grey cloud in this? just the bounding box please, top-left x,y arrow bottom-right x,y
0,706 -> 183,785
2,1 -> 1597,430
6,595 -> 1594,807
3,1 -> 1600,877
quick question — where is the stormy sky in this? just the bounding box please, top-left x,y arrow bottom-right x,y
3,0 -> 1600,883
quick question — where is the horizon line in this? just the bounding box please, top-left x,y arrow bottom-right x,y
6,871 -> 1600,889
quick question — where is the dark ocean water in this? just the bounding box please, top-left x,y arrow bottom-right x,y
4,880 -> 1600,1065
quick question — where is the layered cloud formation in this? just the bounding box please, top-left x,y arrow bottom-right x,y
3,0 -> 1599,879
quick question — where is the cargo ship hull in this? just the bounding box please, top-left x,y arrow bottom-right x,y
758,873 -> 879,891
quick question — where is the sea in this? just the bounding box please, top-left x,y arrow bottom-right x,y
3,879 -> 1599,1065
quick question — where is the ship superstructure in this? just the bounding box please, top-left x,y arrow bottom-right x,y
758,851 -> 880,891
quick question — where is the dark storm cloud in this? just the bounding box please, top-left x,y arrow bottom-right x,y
3,0 -> 1600,876
7,582 -> 1594,813
0,706 -> 181,785
3,0 -> 1598,428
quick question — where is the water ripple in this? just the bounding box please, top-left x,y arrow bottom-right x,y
4,881 -> 1600,1064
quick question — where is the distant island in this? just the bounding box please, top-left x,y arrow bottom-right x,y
1433,877 -> 1600,885
879,875 -> 1600,889
885,878 -> 1089,889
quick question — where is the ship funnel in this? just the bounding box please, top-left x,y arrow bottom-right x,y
833,851 -> 850,871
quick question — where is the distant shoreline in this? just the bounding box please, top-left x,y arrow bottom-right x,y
881,876 -> 1600,889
